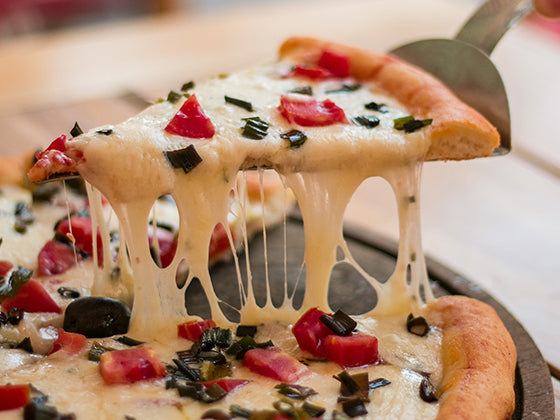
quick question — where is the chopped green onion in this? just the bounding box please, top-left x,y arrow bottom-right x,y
226,335 -> 273,359
394,116 -> 433,133
241,117 -> 269,140
15,337 -> 33,353
173,358 -> 201,381
273,400 -> 297,417
280,129 -> 307,148
70,122 -> 83,137
14,201 -> 34,234
167,90 -> 184,104
225,95 -> 253,112
320,310 -> 357,336
197,350 -> 227,365
200,327 -> 232,350
326,83 -> 362,94
181,81 -> 195,92
334,371 -> 360,396
88,341 -> 117,362
369,378 -> 391,391
341,398 -> 368,418
0,267 -> 32,298
275,383 -> 317,400
114,336 -> 144,347
364,101 -> 389,113
199,360 -> 232,382
164,145 -> 203,174
230,404 -> 253,418
57,287 -> 80,299
235,325 -> 257,338
289,86 -> 313,96
406,313 -> 430,337
351,115 -> 380,129
302,401 -> 326,418
96,129 -> 113,136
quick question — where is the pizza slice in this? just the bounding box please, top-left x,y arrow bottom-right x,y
0,37 -> 516,419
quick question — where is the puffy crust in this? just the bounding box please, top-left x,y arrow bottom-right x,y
425,295 -> 517,420
0,153 -> 33,186
278,37 -> 500,161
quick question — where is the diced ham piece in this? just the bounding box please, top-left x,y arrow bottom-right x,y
291,307 -> 333,357
165,94 -> 215,139
99,347 -> 166,385
317,49 -> 351,78
148,226 -> 177,268
0,384 -> 30,411
1,278 -> 61,313
37,239 -> 83,276
243,347 -> 310,382
323,333 -> 378,368
177,319 -> 217,341
278,95 -> 347,127
50,328 -> 87,355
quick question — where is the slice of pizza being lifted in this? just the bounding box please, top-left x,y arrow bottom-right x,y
22,37 -> 515,419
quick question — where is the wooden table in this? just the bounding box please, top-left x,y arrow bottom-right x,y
0,0 -> 558,416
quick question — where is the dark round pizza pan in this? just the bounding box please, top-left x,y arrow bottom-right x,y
186,216 -> 555,419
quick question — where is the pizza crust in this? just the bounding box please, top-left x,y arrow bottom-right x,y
278,36 -> 500,160
424,295 -> 517,420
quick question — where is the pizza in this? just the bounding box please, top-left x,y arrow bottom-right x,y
0,37 -> 516,419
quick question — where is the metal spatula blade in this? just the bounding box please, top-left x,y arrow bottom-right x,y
389,0 -> 533,156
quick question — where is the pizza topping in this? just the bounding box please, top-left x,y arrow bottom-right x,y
351,115 -> 380,129
56,216 -> 102,261
99,346 -> 167,385
292,307 -> 332,357
325,83 -> 362,94
341,398 -> 368,418
319,309 -> 357,336
420,376 -> 438,403
243,347 -> 311,382
275,383 -> 317,400
167,90 -> 185,104
23,400 -> 75,420
88,341 -> 118,361
280,129 -> 307,148
393,116 -> 433,133
62,296 -> 131,338
368,377 -> 391,391
201,408 -> 231,419
70,122 -> 84,138
230,404 -> 253,418
0,265 -> 32,298
165,94 -> 215,139
226,335 -> 274,359
406,313 -> 430,337
278,95 -> 347,126
181,81 -> 195,92
96,128 -> 113,136
1,278 -> 61,314
37,239 -> 84,276
289,85 -> 313,96
241,117 -> 270,140
164,145 -> 203,174
235,324 -> 257,338
225,95 -> 254,112
0,384 -> 30,411
14,201 -> 35,234
324,333 -> 378,368
57,286 -> 80,299
317,49 -> 351,78
0,307 -> 25,326
174,381 -> 228,403
114,335 -> 144,346
49,328 -> 87,355
364,101 -> 389,113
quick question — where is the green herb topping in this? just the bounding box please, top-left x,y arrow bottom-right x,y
406,313 -> 430,337
114,336 -> 144,347
394,116 -> 433,133
201,408 -> 230,419
226,335 -> 273,359
326,83 -> 362,94
241,117 -> 269,140
96,129 -> 113,136
14,201 -> 34,234
181,81 -> 195,92
320,310 -> 357,336
369,377 -> 391,391
225,95 -> 253,112
235,325 -> 257,338
275,383 -> 317,400
15,337 -> 33,353
364,101 -> 389,113
302,401 -> 326,418
289,86 -> 313,96
167,90 -> 184,104
280,129 -> 307,148
164,145 -> 203,174
341,398 -> 368,418
229,404 -> 253,418
88,341 -> 117,362
351,115 -> 380,129
0,266 -> 32,298
70,122 -> 83,137
57,287 -> 80,299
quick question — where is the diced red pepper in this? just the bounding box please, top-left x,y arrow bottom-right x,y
37,239 -> 84,276
165,94 -> 215,139
99,347 -> 166,385
278,95 -> 347,127
148,226 -> 177,268
50,328 -> 87,355
35,134 -> 67,161
1,278 -> 61,313
243,347 -> 310,382
317,49 -> 351,78
291,65 -> 334,80
0,260 -> 13,277
323,333 -> 378,368
202,378 -> 249,393
209,223 -> 232,262
56,216 -> 103,263
177,319 -> 217,341
0,384 -> 30,411
292,307 -> 333,357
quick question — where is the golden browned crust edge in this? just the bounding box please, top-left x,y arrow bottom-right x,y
425,295 -> 517,420
278,36 -> 500,161
0,153 -> 34,187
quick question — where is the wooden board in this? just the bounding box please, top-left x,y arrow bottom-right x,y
183,215 -> 555,419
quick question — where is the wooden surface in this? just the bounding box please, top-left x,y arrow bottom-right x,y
0,0 -> 558,416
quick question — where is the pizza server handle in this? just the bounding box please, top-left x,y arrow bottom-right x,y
390,0 -> 534,156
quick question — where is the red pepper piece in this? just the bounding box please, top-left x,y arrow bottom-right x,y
317,49 -> 351,78
0,260 -> 13,277
243,347 -> 310,382
1,278 -> 61,314
278,95 -> 347,127
56,216 -> 103,263
50,328 -> 87,355
177,319 -> 217,341
99,347 -> 166,385
209,223 -> 233,262
148,226 -> 177,268
35,134 -> 67,161
202,378 -> 249,393
0,384 -> 30,411
323,333 -> 378,368
165,94 -> 215,139
292,307 -> 333,357
37,239 -> 84,276
291,65 -> 334,80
